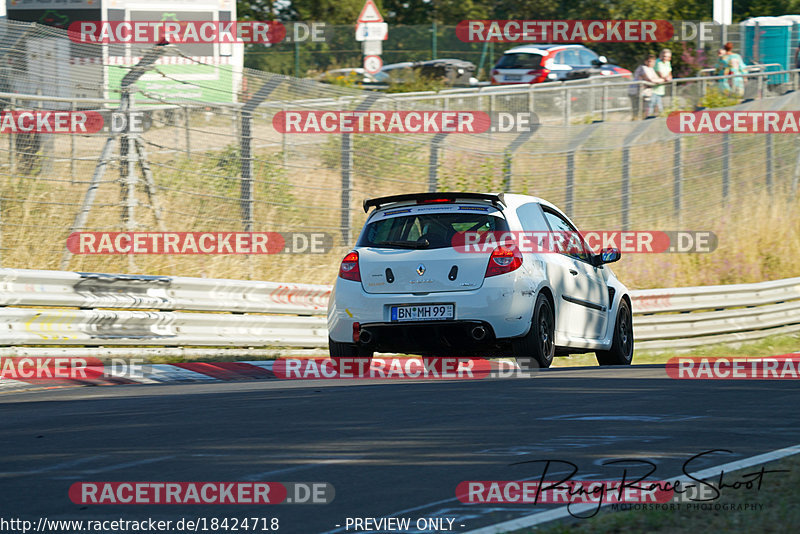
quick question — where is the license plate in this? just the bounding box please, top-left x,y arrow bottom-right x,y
505,74 -> 522,81
391,304 -> 454,322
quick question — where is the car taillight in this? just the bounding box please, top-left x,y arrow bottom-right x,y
612,67 -> 632,78
485,246 -> 523,277
527,68 -> 549,84
339,251 -> 361,282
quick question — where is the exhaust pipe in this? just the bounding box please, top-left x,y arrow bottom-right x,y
470,326 -> 487,341
359,329 -> 374,345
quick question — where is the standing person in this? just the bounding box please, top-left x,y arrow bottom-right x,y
652,48 -> 672,115
628,54 -> 664,119
724,42 -> 746,97
715,48 -> 732,93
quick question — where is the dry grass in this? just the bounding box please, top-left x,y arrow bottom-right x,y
0,114 -> 798,288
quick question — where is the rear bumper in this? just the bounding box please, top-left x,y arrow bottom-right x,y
327,272 -> 537,348
357,320 -> 502,355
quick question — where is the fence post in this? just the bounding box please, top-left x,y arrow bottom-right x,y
70,99 -> 76,183
722,133 -> 730,201
239,78 -> 283,232
601,84 -> 608,121
341,126 -> 353,245
565,152 -> 575,216
340,93 -> 381,246
528,86 -> 535,112
563,86 -> 571,125
183,105 -> 191,157
673,136 -> 682,221
8,96 -> 14,175
792,134 -> 800,197
428,133 -> 447,192
622,146 -> 630,230
620,121 -> 653,230
766,134 -> 773,194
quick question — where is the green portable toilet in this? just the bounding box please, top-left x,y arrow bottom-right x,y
741,16 -> 800,84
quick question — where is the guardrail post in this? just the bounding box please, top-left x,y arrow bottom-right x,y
528,87 -> 535,112
757,75 -> 764,99
722,133 -> 730,201
564,86 -> 571,125
673,137 -> 682,221
766,134 -> 773,194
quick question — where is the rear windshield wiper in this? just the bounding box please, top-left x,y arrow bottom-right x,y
374,239 -> 430,249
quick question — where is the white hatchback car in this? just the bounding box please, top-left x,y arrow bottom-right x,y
327,192 -> 633,368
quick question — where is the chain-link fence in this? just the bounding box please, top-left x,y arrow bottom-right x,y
0,20 -> 798,286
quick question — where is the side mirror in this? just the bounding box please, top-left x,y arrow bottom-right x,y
597,55 -> 608,64
595,247 -> 621,266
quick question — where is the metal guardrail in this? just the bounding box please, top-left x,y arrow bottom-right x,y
1,268 -> 799,354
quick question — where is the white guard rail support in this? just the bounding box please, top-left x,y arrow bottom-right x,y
1,268 -> 799,352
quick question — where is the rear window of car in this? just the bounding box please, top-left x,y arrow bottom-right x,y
495,53 -> 543,69
358,208 -> 510,250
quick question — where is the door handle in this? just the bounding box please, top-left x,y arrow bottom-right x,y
569,269 -> 579,276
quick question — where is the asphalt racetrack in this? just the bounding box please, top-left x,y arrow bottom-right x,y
1,365 -> 798,533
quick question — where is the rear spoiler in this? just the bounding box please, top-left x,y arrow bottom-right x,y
363,192 -> 506,213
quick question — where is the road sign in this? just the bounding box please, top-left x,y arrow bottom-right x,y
355,22 -> 388,41
363,55 -> 383,74
362,40 -> 382,56
357,0 -> 384,23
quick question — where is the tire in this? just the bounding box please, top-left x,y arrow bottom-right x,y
328,337 -> 373,359
596,299 -> 634,366
513,293 -> 555,370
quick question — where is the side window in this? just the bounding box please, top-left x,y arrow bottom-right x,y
561,49 -> 581,67
553,51 -> 567,65
579,49 -> 598,66
541,208 -> 592,263
516,203 -> 549,232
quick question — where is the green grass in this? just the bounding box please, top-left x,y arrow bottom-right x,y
553,332 -> 800,367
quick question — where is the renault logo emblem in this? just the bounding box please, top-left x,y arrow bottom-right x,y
416,264 -> 426,276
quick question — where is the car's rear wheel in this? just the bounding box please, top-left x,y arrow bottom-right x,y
595,299 -> 634,365
328,337 -> 374,359
513,293 -> 555,370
